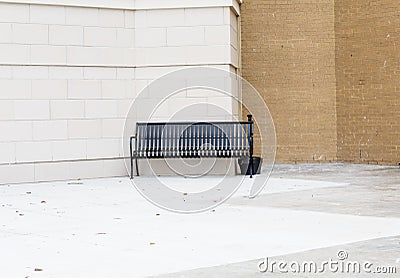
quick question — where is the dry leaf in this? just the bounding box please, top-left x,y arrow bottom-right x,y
149,242 -> 156,245
67,181 -> 83,185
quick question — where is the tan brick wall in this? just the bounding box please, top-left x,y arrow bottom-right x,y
241,0 -> 337,163
335,0 -> 400,165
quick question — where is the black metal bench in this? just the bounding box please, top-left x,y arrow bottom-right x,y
130,115 -> 254,178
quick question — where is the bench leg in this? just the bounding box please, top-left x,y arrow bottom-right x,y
135,157 -> 139,176
130,138 -> 133,179
249,155 -> 253,178
130,158 -> 134,179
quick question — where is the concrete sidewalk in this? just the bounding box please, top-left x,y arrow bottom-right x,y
0,164 -> 399,277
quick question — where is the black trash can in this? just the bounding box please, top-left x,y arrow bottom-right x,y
238,157 -> 262,175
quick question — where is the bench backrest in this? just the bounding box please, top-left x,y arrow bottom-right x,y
135,121 -> 253,158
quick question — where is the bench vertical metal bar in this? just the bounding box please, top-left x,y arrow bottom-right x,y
174,124 -> 177,157
157,124 -> 162,157
220,124 -> 224,157
177,124 -> 181,158
145,124 -> 149,158
233,123 -> 236,156
142,124 -> 146,157
161,125 -> 164,157
214,124 -> 220,157
198,124 -> 201,157
148,124 -> 152,158
148,124 -> 151,158
222,123 -> 226,157
180,124 -> 183,158
211,124 -> 214,156
130,134 -> 133,179
219,124 -> 222,156
202,124 -> 205,157
193,125 -> 195,157
185,124 -> 188,157
183,125 -> 187,157
187,125 -> 191,157
166,124 -> 170,157
174,125 -> 178,156
171,124 -> 175,157
215,124 -> 219,157
212,124 -> 216,156
187,124 -> 190,157
189,125 -> 192,157
222,124 -> 228,157
204,124 -> 208,157
193,124 -> 197,157
152,125 -> 156,157
161,124 -> 164,157
153,125 -> 157,157
228,123 -> 232,157
195,124 -> 198,157
247,115 -> 254,178
219,124 -> 223,157
223,123 -> 226,156
183,125 -> 186,157
206,124 -> 210,157
155,124 -> 158,157
170,124 -> 174,157
165,124 -> 169,157
200,124 -> 203,157
184,125 -> 190,157
170,124 -> 173,157
155,125 -> 159,157
138,125 -> 142,158
231,123 -> 234,157
225,123 -> 229,157
206,124 -> 209,156
180,124 -> 184,157
240,123 -> 244,157
226,123 -> 230,157
135,126 -> 139,176
216,124 -> 220,157
224,125 -> 229,157
173,124 -> 176,157
188,125 -> 192,157
136,124 -> 142,176
236,123 -> 239,157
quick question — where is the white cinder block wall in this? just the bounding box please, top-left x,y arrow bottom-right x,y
0,0 -> 241,184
